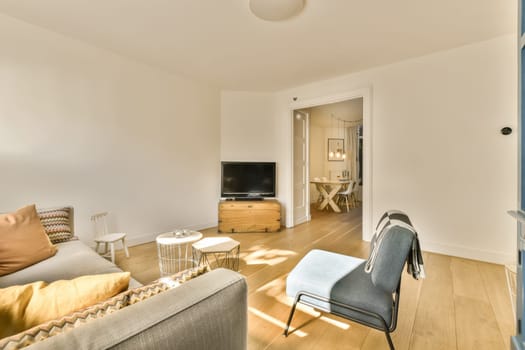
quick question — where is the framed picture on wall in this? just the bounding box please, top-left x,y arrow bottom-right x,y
328,138 -> 344,161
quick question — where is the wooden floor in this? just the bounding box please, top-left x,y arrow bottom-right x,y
116,207 -> 514,350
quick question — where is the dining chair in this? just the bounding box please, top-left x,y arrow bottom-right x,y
336,180 -> 354,212
350,182 -> 360,207
91,212 -> 130,264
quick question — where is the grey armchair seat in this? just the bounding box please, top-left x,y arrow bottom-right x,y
284,211 -> 421,350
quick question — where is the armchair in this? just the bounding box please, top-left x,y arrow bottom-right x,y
284,211 -> 422,350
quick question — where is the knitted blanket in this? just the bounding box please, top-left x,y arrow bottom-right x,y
365,210 -> 426,280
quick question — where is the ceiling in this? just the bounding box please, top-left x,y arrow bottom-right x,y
303,98 -> 363,128
0,0 -> 515,91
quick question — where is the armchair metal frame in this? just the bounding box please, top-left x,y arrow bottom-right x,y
283,265 -> 405,350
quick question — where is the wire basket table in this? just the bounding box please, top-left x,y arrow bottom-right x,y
156,230 -> 203,277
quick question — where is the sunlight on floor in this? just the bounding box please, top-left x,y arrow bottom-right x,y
243,246 -> 297,266
277,296 -> 351,331
255,275 -> 286,295
318,315 -> 351,330
255,276 -> 351,331
248,307 -> 308,338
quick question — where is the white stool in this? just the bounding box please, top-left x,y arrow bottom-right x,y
91,212 -> 130,264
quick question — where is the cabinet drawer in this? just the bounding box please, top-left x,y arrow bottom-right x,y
218,221 -> 280,233
219,209 -> 280,221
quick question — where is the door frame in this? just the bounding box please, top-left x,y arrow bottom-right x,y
288,87 -> 373,240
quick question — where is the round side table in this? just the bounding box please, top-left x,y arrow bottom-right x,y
156,230 -> 203,277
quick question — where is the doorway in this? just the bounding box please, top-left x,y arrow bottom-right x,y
289,88 -> 372,239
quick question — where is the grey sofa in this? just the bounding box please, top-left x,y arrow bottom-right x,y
0,211 -> 248,350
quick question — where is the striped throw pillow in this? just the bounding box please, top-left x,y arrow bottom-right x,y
37,207 -> 73,244
126,264 -> 210,305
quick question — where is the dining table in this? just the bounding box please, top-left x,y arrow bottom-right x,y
310,179 -> 350,213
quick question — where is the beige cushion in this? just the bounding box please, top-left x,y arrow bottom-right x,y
0,205 -> 57,276
0,272 -> 130,338
37,207 -> 74,244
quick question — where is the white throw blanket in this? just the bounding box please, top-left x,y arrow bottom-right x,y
365,210 -> 426,280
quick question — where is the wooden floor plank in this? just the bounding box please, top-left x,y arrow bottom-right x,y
478,262 -> 515,349
454,295 -> 506,350
451,257 -> 506,350
409,254 -> 457,350
450,257 -> 488,302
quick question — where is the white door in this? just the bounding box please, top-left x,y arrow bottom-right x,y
293,111 -> 310,225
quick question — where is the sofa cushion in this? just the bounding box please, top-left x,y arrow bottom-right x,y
0,240 -> 141,289
0,272 -> 130,339
286,249 -> 365,300
0,205 -> 57,276
37,207 -> 74,244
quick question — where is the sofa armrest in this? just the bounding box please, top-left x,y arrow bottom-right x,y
28,269 -> 247,350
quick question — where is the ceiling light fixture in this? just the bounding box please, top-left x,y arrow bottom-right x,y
249,0 -> 305,21
328,115 -> 347,161
329,114 -> 335,159
341,119 -> 347,160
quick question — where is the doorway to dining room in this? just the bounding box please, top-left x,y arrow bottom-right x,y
292,97 -> 364,223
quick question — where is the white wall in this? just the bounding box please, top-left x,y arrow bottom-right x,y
220,91 -> 276,161
0,14 -> 221,245
273,34 -> 517,264
220,91 -> 287,206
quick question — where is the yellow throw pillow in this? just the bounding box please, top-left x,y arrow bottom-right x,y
0,291 -> 129,349
0,272 -> 130,338
0,204 -> 57,276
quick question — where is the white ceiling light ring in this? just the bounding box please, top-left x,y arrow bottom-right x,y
249,0 -> 305,21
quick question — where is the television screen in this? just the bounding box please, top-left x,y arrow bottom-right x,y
221,162 -> 276,199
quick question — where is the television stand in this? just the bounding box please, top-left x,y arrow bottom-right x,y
218,199 -> 281,233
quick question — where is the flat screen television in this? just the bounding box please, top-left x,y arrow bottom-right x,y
221,161 -> 276,199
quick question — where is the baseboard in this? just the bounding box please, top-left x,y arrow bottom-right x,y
293,215 -> 310,226
422,240 -> 514,265
125,232 -> 161,247
100,221 -> 218,248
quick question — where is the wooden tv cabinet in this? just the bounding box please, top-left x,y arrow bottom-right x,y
218,199 -> 281,233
